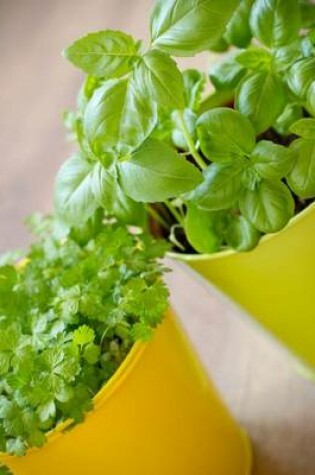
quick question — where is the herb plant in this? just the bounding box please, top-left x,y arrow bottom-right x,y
55,0 -> 315,255
0,214 -> 169,459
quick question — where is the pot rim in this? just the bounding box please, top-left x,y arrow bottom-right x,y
0,310 -> 170,461
168,201 -> 315,261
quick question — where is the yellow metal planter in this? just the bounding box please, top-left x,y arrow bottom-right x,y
172,203 -> 315,370
1,309 -> 251,475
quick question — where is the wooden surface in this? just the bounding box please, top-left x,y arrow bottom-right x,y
1,1 -> 315,473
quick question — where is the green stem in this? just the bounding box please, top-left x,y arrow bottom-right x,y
176,110 -> 207,170
165,200 -> 184,226
145,205 -> 169,230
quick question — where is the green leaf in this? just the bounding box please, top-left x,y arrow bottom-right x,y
150,0 -> 239,56
209,54 -> 246,90
210,36 -> 229,53
84,78 -> 157,158
287,138 -> 315,198
0,266 -> 17,294
273,41 -> 303,73
93,164 -> 145,225
6,438 -> 26,456
225,0 -> 253,47
290,118 -> 315,139
239,180 -> 295,233
236,71 -> 285,134
37,400 -> 56,422
182,69 -> 205,111
250,0 -> 301,48
83,343 -> 101,365
63,30 -> 140,78
0,353 -> 11,375
184,205 -> 220,253
134,49 -> 184,110
226,215 -> 261,251
287,57 -> 315,99
73,325 -> 95,347
307,81 -> 315,116
273,104 -> 303,136
55,154 -> 98,226
197,108 -> 256,162
119,139 -> 202,202
236,48 -> 272,71
251,140 -> 296,179
171,109 -> 197,150
301,1 -> 315,28
190,161 -> 245,210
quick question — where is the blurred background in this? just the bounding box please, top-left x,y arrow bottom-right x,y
1,1 -> 315,474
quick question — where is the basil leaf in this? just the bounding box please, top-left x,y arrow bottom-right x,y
273,104 -> 303,136
210,36 -> 229,53
226,215 -> 261,251
119,139 -> 203,202
134,49 -> 184,110
236,71 -> 285,134
273,41 -> 303,73
209,54 -> 246,90
93,164 -> 145,225
301,1 -> 315,28
55,155 -> 98,226
84,78 -> 157,158
225,0 -> 253,48
183,69 -> 205,111
307,81 -> 315,116
287,57 -> 315,99
63,30 -> 140,78
236,48 -> 272,71
287,138 -> 315,198
250,0 -> 301,48
251,140 -> 296,179
197,107 -> 256,162
184,205 -> 221,253
190,161 -> 245,210
239,180 -> 294,233
172,109 -> 197,150
150,0 -> 239,56
290,118 -> 315,139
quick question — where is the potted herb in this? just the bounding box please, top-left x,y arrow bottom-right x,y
0,215 -> 250,475
55,0 -> 315,371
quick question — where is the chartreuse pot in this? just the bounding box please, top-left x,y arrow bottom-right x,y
0,309 -> 251,475
172,203 -> 315,370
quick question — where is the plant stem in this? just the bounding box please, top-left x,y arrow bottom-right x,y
145,205 -> 169,230
165,200 -> 184,226
176,110 -> 207,170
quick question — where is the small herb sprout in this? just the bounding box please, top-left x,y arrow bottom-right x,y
55,0 -> 315,254
0,214 -> 169,456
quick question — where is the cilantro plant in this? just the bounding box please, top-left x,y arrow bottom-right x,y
0,214 -> 169,460
55,0 -> 315,254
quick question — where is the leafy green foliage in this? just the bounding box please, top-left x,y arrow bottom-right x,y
0,216 -> 169,456
58,0 -> 315,254
236,71 -> 285,133
240,180 -> 295,233
250,0 -> 301,48
119,139 -> 202,202
150,0 -> 239,56
63,31 -> 140,78
184,205 -> 222,254
225,0 -> 253,48
287,138 -> 315,198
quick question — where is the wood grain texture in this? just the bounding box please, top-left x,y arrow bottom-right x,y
0,1 -> 314,473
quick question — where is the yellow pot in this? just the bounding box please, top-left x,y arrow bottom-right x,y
0,309 -> 251,475
172,203 -> 315,370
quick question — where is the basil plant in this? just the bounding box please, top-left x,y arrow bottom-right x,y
55,0 -> 315,254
